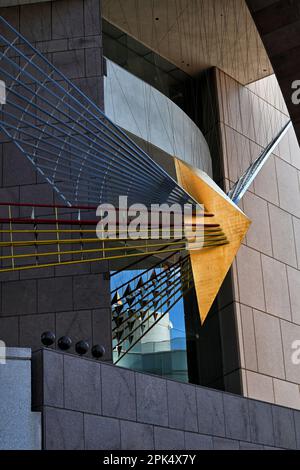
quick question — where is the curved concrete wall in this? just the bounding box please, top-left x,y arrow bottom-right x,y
104,60 -> 213,177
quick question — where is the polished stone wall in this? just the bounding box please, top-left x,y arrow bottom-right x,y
0,0 -> 112,360
215,67 -> 300,409
32,348 -> 300,450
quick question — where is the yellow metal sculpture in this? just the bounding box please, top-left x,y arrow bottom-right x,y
174,157 -> 251,324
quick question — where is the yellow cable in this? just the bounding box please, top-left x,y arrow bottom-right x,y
0,241 -> 229,273
0,234 -> 227,247
0,247 -> 188,273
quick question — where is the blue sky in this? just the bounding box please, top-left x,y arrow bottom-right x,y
111,269 -> 186,342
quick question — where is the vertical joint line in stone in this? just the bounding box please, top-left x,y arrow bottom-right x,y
55,206 -> 61,264
34,221 -> 39,266
8,204 -> 15,270
79,222 -> 84,261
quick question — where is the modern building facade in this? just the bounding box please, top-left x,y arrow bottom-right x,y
1,0 -> 300,450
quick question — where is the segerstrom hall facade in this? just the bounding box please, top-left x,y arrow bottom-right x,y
1,0 -> 300,451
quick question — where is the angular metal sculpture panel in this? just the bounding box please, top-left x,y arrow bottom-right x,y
175,158 -> 251,323
228,120 -> 291,204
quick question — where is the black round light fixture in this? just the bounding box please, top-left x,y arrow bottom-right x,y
75,340 -> 89,355
58,336 -> 72,351
91,344 -> 105,359
41,331 -> 55,347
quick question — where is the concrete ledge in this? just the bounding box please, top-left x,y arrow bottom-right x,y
6,347 -> 31,360
32,348 -> 300,450
0,347 -> 41,450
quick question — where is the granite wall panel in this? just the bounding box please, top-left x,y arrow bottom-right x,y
0,0 -> 111,361
216,66 -> 300,409
31,349 -> 299,450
